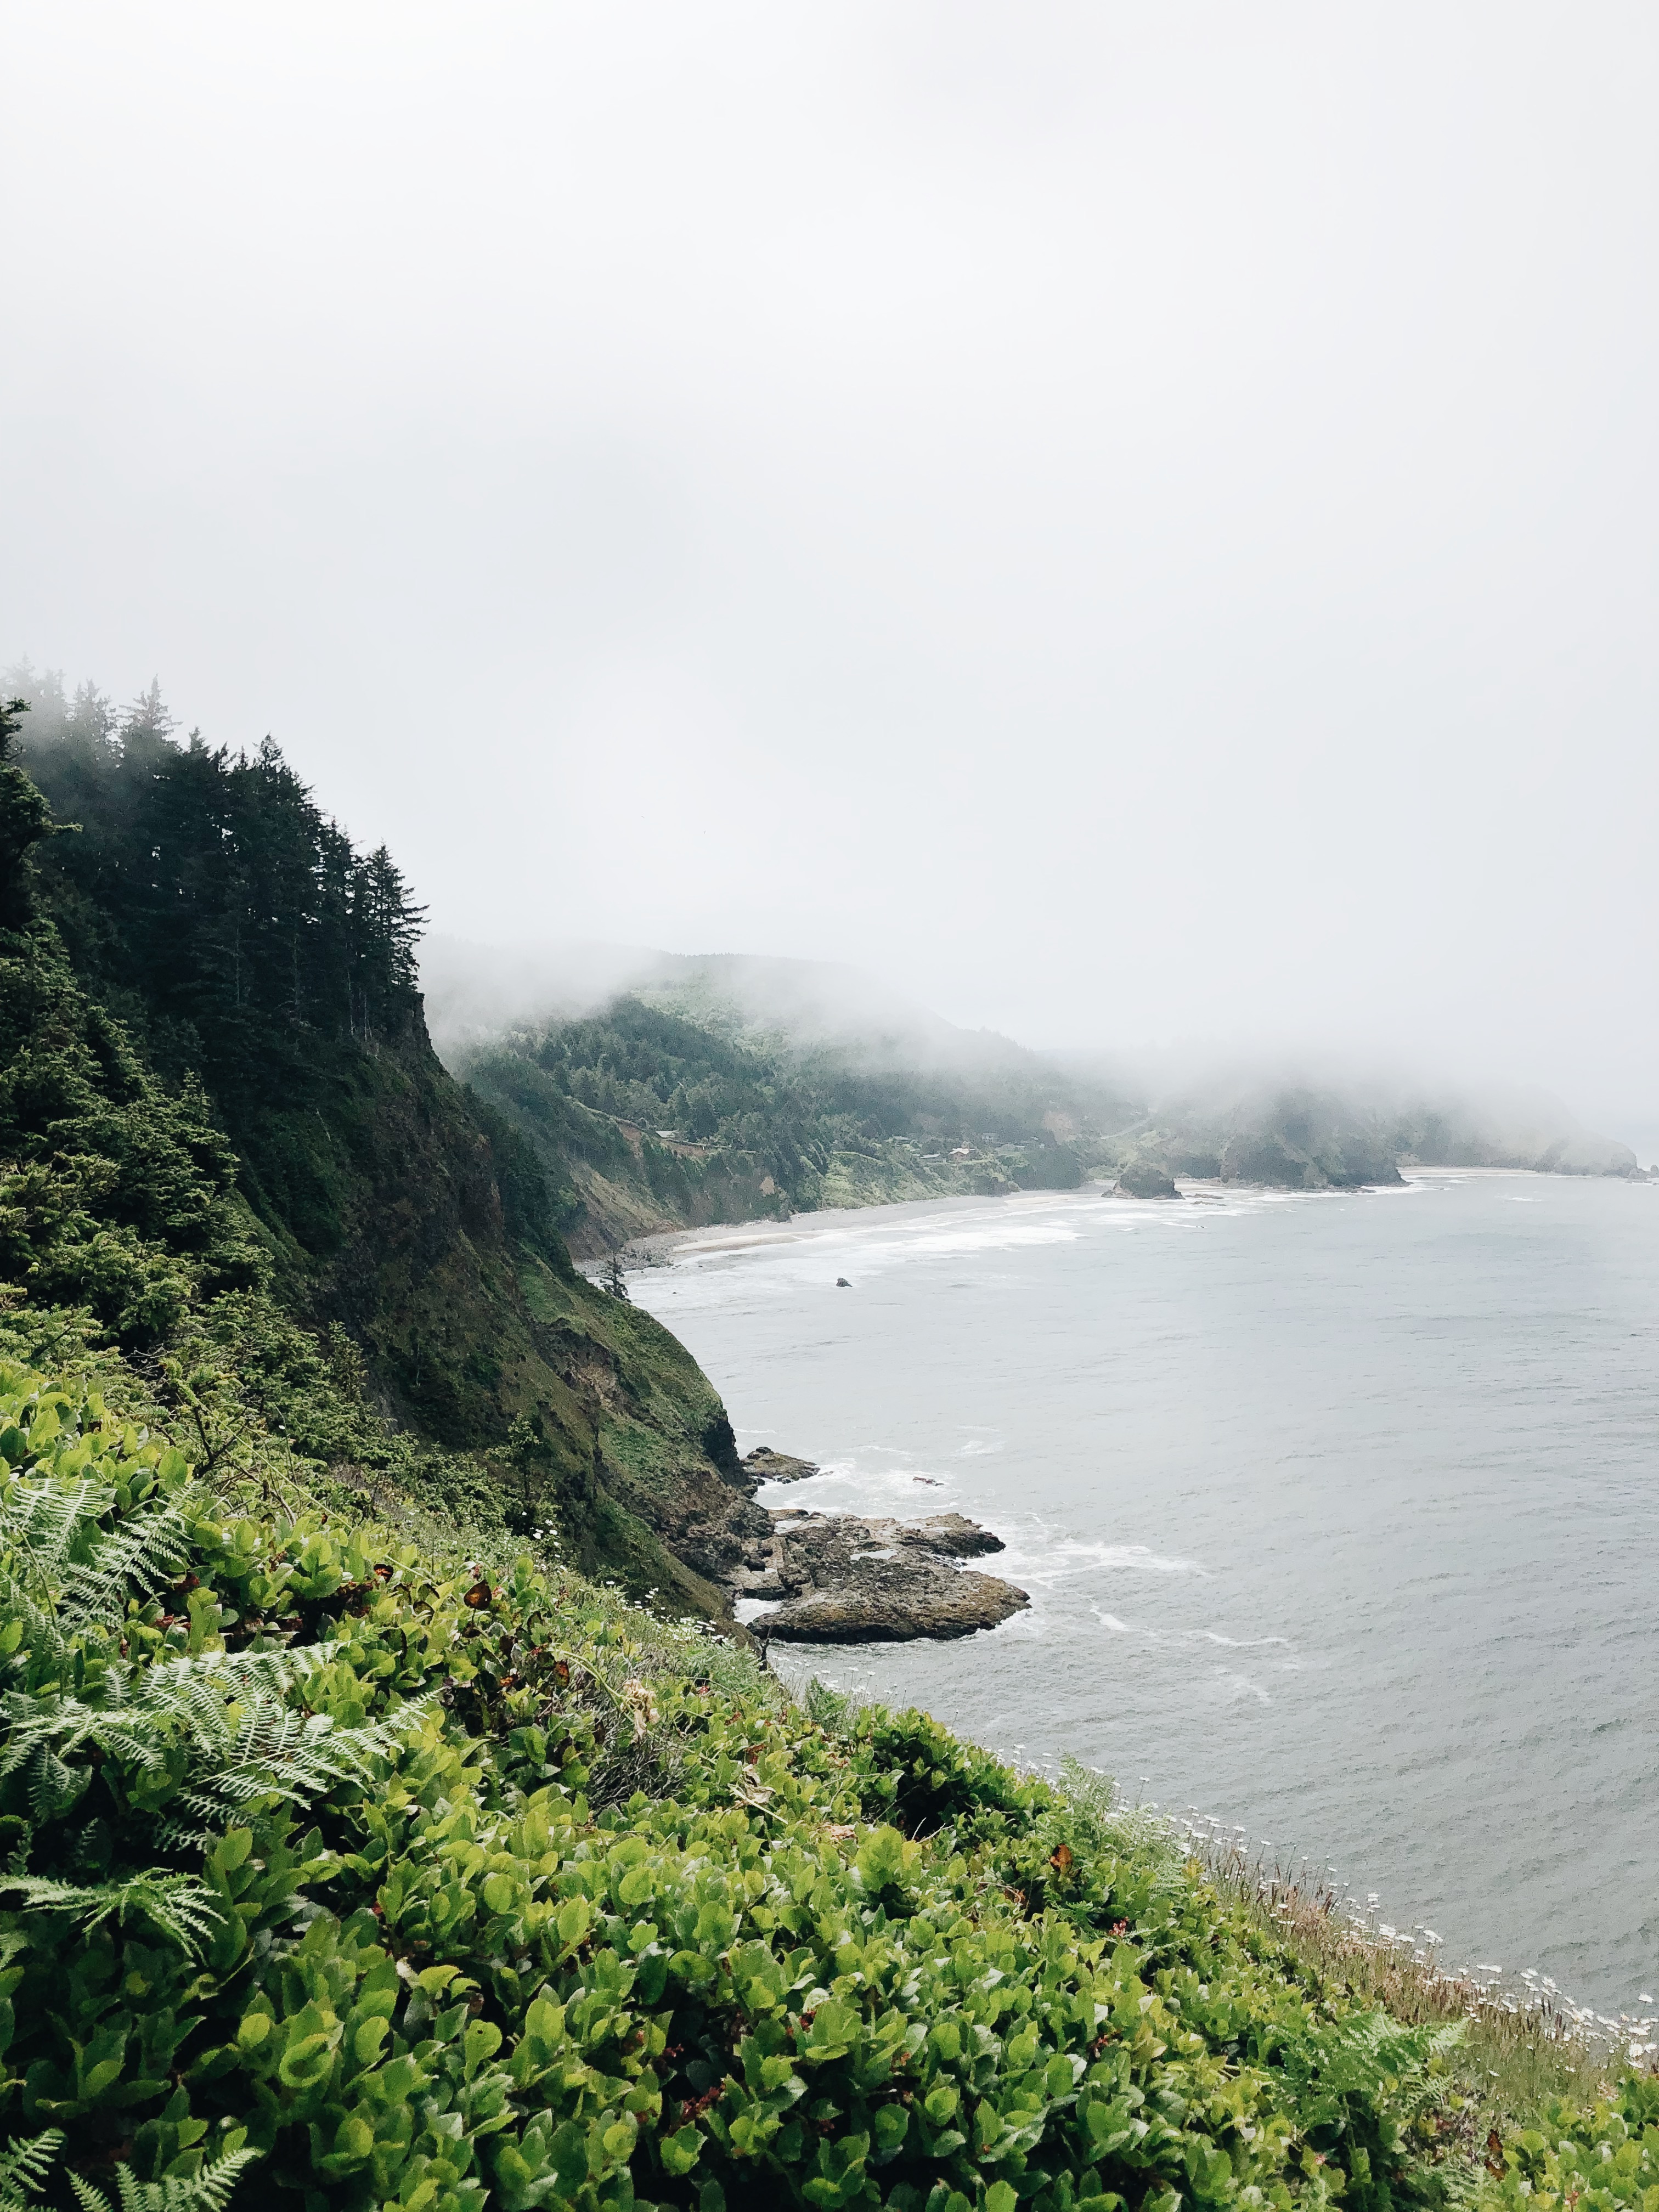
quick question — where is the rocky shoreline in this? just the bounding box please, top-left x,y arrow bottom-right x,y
710,1447 -> 1030,1643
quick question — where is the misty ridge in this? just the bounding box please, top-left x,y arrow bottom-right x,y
422,930 -> 1641,1257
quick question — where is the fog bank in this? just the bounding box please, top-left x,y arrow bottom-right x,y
4,5 -> 1657,1132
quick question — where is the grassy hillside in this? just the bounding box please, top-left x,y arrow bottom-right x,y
0,1328 -> 1635,2211
1,677 -> 754,1613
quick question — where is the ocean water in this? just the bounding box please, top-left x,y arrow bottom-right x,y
628,1173 -> 1659,2016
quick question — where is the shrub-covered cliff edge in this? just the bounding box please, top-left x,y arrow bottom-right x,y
0,1310 -> 1639,2207
2,678 -> 752,1614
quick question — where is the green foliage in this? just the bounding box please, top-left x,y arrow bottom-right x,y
0,1347 -> 1547,2212
0,995 -> 265,1345
1483,2076 -> 1659,2212
0,2122 -> 62,2207
66,2140 -> 259,2211
0,2128 -> 255,2212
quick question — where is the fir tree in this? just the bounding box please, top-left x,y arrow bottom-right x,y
0,695 -> 52,930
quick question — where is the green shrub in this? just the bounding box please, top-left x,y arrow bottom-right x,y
0,1353 -> 1630,2211
1483,2076 -> 1659,2212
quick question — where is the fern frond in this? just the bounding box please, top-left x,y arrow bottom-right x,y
0,1478 -> 111,1588
1289,2008 -> 1463,2120
137,1645 -> 310,1709
58,1489 -> 201,1634
0,1479 -> 115,1660
0,1871 -> 222,1954
0,2128 -> 65,2209
2,1644 -> 431,1841
162,2146 -> 261,2210
22,1741 -> 91,1821
73,2145 -> 258,2212
0,1690 -> 171,1783
179,1690 -> 438,1819
2,1642 -> 325,1780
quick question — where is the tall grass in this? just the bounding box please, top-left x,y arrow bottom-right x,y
1177,1810 -> 1654,2130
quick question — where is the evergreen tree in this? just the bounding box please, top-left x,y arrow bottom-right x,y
0,696 -> 51,929
122,673 -> 177,740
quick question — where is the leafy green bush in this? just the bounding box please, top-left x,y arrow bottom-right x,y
1482,2076 -> 1659,2212
0,1352 -> 1634,2212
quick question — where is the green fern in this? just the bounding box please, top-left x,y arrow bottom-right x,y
0,1472 -> 200,1671
0,1478 -> 114,1657
0,2069 -> 252,2204
0,1871 -> 222,1953
2,1639 -> 436,1841
1288,2008 -> 1463,2123
0,2128 -> 63,2209
57,1489 -> 200,1635
66,2143 -> 257,2211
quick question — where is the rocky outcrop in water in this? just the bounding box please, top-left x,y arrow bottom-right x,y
1115,1161 -> 1181,1199
735,1505 -> 1028,1643
742,1447 -> 821,1485
667,1441 -> 1029,1641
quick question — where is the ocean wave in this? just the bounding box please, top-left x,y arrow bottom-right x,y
756,1454 -> 958,1512
878,1222 -> 1082,1259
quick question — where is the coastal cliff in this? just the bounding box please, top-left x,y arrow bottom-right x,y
3,684 -> 757,1616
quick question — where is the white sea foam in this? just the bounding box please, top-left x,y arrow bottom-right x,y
1055,1538 -> 1207,1576
1215,1671 -> 1271,1706
996,1534 -> 1209,1590
1193,1630 -> 1293,1649
756,1453 -> 958,1514
877,1221 -> 1081,1259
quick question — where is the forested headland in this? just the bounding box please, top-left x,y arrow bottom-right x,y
2,670 -> 754,1614
457,994 -> 1116,1255
439,969 -> 1641,1263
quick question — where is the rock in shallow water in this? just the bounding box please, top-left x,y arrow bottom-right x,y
741,1504 -> 1028,1641
765,1560 -> 1029,1643
1115,1160 -> 1181,1199
894,1511 -> 1005,1559
741,1446 -> 821,1486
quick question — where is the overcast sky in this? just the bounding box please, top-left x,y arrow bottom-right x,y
5,4 -> 1657,1128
